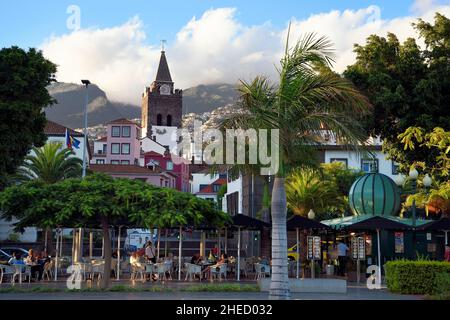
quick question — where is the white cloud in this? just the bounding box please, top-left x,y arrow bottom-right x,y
40,4 -> 450,106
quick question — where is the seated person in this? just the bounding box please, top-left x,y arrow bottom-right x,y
191,253 -> 201,265
24,249 -> 44,281
207,250 -> 217,263
8,252 -> 25,265
129,252 -> 144,270
260,256 -> 270,266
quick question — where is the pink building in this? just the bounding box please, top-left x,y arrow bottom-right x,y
89,164 -> 177,188
104,118 -> 141,165
144,150 -> 190,192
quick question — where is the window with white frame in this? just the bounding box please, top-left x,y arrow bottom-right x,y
121,143 -> 130,154
122,126 -> 131,137
361,158 -> 379,173
111,143 -> 120,154
111,126 -> 120,137
392,161 -> 400,175
96,159 -> 105,164
330,158 -> 348,168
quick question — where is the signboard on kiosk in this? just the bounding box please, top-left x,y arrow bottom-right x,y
307,236 -> 321,260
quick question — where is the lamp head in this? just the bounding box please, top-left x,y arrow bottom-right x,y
394,175 -> 406,187
423,174 -> 432,187
409,168 -> 419,180
307,209 -> 315,220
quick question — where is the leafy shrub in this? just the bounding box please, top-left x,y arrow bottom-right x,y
434,272 -> 450,295
385,260 -> 450,294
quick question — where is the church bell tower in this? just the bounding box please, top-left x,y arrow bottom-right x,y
141,49 -> 182,139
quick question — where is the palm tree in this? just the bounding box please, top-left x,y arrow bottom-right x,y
219,29 -> 371,299
13,141 -> 82,183
286,167 -> 344,217
12,141 -> 82,253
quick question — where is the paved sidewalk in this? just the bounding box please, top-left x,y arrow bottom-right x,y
0,280 -> 422,300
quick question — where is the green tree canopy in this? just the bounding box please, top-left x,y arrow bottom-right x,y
0,46 -> 57,189
11,141 -> 82,185
344,13 -> 450,174
0,173 -> 230,288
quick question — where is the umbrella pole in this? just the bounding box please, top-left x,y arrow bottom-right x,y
79,227 -> 83,262
54,229 -> 59,281
101,234 -> 104,259
217,229 -> 221,257
157,229 -> 161,260
178,226 -> 182,281
44,229 -> 48,253
296,228 -> 299,279
445,230 -> 448,246
377,229 -> 381,287
225,228 -> 228,254
117,226 -> 121,281
165,229 -> 168,258
237,227 -> 241,281
89,231 -> 93,260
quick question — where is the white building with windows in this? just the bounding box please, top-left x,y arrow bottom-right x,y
0,120 -> 90,242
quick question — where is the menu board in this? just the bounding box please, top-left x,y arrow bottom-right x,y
307,236 -> 321,260
351,237 -> 358,259
394,232 -> 404,254
358,237 -> 365,259
351,237 -> 365,260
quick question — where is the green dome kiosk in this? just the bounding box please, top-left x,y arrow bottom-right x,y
349,173 -> 400,217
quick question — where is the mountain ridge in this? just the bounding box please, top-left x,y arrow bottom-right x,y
45,82 -> 238,129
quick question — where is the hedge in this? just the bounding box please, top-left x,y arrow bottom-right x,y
385,260 -> 450,295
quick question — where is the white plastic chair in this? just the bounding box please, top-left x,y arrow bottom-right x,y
130,263 -> 145,282
153,262 -> 171,281
91,262 -> 104,282
43,260 -> 54,281
184,263 -> 201,281
254,263 -> 270,280
210,263 -> 227,282
0,265 -> 15,284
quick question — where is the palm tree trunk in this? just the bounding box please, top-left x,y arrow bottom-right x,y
100,216 -> 111,289
269,177 -> 290,299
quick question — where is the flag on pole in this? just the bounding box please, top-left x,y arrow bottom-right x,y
65,129 -> 81,150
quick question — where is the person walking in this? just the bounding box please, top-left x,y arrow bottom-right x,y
444,245 -> 450,262
337,240 -> 349,277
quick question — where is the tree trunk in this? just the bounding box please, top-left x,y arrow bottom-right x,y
269,177 -> 290,299
100,216 -> 111,289
45,227 -> 54,255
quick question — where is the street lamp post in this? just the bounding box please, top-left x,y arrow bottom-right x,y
79,79 -> 90,265
395,169 -> 432,227
81,79 -> 90,178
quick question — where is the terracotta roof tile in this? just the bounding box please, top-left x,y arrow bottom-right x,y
197,177 -> 227,194
89,164 -> 163,175
44,120 -> 83,136
108,118 -> 141,127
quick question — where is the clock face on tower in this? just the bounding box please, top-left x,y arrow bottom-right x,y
160,84 -> 170,95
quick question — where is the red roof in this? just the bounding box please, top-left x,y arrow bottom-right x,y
89,164 -> 164,175
108,118 -> 141,127
44,120 -> 83,137
197,177 -> 227,194
144,151 -> 164,157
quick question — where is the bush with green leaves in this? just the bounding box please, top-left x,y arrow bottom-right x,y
385,260 -> 450,294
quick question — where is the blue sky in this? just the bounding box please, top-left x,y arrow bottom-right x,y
0,0 -> 425,49
1,0 -> 448,105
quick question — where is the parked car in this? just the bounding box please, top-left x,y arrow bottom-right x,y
0,249 -> 11,264
0,247 -> 29,259
288,244 -> 299,261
